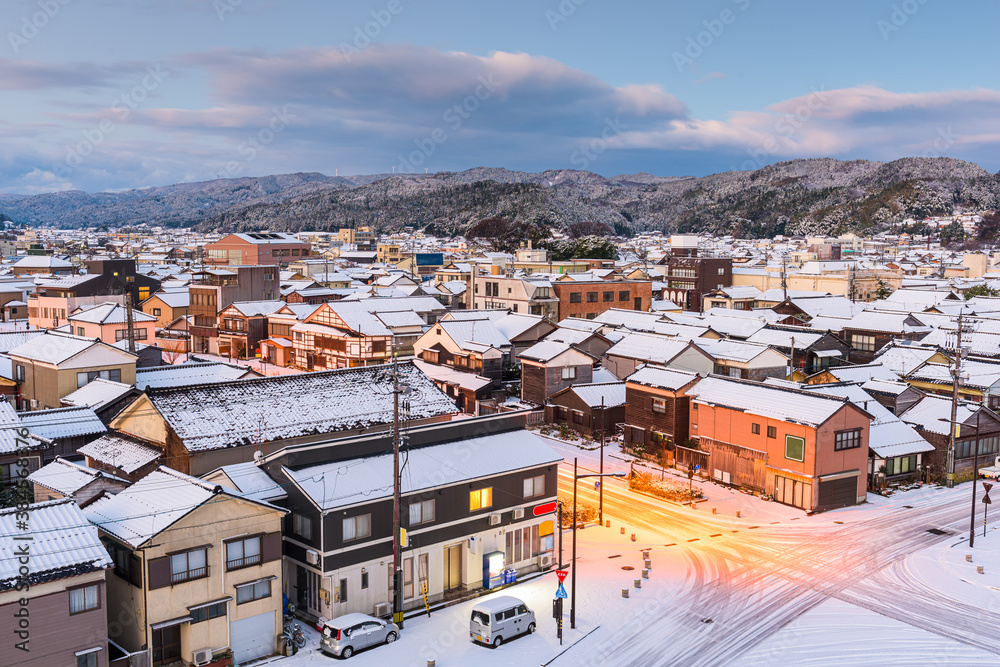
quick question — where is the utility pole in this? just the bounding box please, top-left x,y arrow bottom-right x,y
391,352 -> 404,629
125,276 -> 136,354
781,255 -> 788,302
947,310 -> 968,488
788,336 -> 795,380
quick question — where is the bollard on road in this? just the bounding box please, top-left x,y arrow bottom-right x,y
622,588 -> 629,598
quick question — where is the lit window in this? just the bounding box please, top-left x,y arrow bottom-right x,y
470,487 -> 493,511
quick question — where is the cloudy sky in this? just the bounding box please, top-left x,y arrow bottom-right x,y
1,0 -> 998,194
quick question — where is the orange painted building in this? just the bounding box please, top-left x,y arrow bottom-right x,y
687,375 -> 871,511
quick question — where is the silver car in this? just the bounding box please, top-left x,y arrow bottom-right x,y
320,612 -> 399,659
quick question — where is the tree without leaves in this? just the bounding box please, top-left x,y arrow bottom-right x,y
978,211 -> 1000,241
465,216 -> 527,254
567,220 -> 613,239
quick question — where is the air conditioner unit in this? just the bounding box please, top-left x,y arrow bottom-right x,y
373,602 -> 392,618
512,507 -> 524,520
29,399 -> 39,409
538,553 -> 553,568
489,513 -> 501,526
305,549 -> 320,565
192,648 -> 213,666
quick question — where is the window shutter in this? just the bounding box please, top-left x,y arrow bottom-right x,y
148,556 -> 170,590
129,554 -> 143,588
261,532 -> 282,563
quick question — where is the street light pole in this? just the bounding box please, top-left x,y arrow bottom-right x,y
570,458 -> 626,630
599,397 -> 605,526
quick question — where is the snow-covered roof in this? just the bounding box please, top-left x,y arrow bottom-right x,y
693,338 -> 784,364
84,467 -> 279,548
148,291 -> 190,308
144,361 -> 457,452
493,313 -> 550,341
803,383 -> 933,458
872,342 -> 944,375
226,300 -> 285,318
439,320 -> 510,351
28,457 -> 127,496
907,360 -> 1000,390
823,364 -> 901,383
13,255 -> 73,269
61,378 -> 135,410
688,375 -> 859,428
18,406 -> 106,441
605,333 -> 694,364
412,358 -> 492,392
900,394 -> 978,436
285,428 -> 562,511
0,329 -> 45,353
626,365 -> 699,391
204,462 -> 286,502
566,382 -> 626,408
135,362 -> 257,390
519,341 -> 574,363
78,434 -> 162,474
0,498 -> 112,590
7,332 -> 100,365
68,303 -> 155,325
746,327 -> 826,349
374,310 -> 425,329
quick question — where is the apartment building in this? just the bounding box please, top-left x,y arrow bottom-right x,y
206,232 -> 311,266
189,266 -> 278,355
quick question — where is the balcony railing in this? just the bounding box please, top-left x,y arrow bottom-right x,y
226,554 -> 261,571
171,565 -> 209,584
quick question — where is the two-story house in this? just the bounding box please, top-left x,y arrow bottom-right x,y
8,332 -> 138,411
622,365 -> 699,464
217,301 -> 285,359
66,303 -> 157,346
413,319 -> 510,386
83,466 -> 287,667
519,341 -> 596,406
259,414 -> 560,623
0,498 -> 114,667
687,375 -> 872,511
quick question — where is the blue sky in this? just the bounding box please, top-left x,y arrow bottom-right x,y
1,0 -> 997,193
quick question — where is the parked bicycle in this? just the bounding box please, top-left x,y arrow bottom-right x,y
282,618 -> 307,650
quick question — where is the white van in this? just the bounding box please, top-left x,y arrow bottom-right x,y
469,595 -> 536,647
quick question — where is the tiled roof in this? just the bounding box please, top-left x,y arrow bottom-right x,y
285,429 -> 561,511
688,375 -> 856,427
144,361 -> 457,452
18,406 -> 107,441
569,382 -> 627,408
135,362 -> 256,390
78,433 -> 162,474
626,365 -> 699,391
1,498 -> 112,590
28,457 -> 127,496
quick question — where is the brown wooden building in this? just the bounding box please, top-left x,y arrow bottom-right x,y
519,341 -> 596,406
544,382 -> 625,438
622,365 -> 699,463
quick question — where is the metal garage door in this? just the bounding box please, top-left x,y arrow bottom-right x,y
817,476 -> 857,510
231,611 -> 275,665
